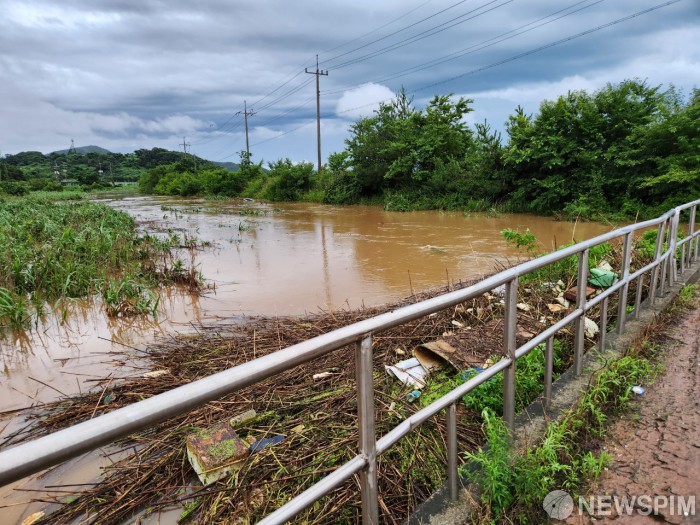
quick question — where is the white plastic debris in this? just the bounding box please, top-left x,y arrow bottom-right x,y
516,303 -> 531,312
312,372 -> 334,380
143,369 -> 169,379
597,260 -> 614,272
385,358 -> 428,389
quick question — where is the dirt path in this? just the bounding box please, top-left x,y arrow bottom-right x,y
568,303 -> 700,524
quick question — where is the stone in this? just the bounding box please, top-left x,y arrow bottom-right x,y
555,295 -> 570,308
563,286 -> 596,302
584,317 -> 600,338
548,303 -> 567,314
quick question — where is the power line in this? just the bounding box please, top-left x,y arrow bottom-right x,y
323,0 -> 604,96
414,0 -> 682,94
320,0 -> 436,56
190,56 -> 317,146
322,0 -> 471,67
326,0 -> 515,71
233,0 -> 680,152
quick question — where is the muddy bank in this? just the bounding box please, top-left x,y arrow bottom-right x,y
573,302 -> 700,524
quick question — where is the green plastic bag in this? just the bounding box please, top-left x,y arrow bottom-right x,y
588,267 -> 617,288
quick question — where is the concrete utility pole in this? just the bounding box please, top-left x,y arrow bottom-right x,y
305,55 -> 328,174
237,101 -> 256,165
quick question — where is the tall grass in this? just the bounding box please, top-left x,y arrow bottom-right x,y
0,195 -> 189,329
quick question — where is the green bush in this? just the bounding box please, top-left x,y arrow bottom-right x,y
262,159 -> 315,201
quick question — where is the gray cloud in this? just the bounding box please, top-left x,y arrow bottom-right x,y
1,0 -> 697,162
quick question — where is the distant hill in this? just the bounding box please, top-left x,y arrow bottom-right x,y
213,161 -> 241,172
52,145 -> 112,155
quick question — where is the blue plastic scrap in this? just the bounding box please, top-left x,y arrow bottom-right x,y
248,434 -> 286,454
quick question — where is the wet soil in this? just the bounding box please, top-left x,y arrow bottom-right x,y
568,304 -> 700,524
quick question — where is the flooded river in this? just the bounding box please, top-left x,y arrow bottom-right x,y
0,194 -> 613,522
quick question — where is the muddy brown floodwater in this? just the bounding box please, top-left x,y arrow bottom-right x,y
0,195 -> 613,524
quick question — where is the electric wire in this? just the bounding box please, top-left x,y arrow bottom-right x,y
322,0 -> 604,96
227,0 -> 680,154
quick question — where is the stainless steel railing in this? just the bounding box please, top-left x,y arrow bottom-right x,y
1,199 -> 698,524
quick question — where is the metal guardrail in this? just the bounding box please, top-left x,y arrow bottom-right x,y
1,199 -> 698,524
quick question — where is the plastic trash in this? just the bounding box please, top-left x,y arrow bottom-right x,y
589,268 -> 618,288
631,385 -> 645,396
385,358 -> 428,389
249,434 -> 286,453
406,390 -> 421,403
460,367 -> 485,381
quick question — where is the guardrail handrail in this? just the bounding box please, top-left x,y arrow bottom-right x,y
1,199 -> 698,524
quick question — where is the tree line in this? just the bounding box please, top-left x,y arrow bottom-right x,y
140,80 -> 698,220
0,148 -> 197,195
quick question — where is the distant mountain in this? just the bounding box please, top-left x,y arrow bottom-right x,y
52,145 -> 112,155
213,161 -> 241,172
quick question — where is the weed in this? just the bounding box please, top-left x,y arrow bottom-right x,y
678,284 -> 699,307
424,341 -> 566,416
463,348 -> 657,521
0,195 -> 196,328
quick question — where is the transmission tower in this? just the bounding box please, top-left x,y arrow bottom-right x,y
180,137 -> 191,156
68,139 -> 77,154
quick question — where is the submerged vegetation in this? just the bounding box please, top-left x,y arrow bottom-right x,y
0,193 -> 199,329
138,80 -> 699,220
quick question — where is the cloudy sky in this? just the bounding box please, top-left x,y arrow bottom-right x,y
1,0 -> 698,164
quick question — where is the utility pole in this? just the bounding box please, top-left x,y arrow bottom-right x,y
236,101 -> 256,165
305,55 -> 328,174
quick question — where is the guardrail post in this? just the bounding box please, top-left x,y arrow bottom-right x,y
692,205 -> 700,261
681,244 -> 686,274
649,220 -> 666,305
356,335 -> 378,525
669,211 -> 679,284
544,336 -> 554,410
503,278 -> 518,432
688,205 -> 696,265
616,233 -> 632,335
598,297 -> 608,352
447,402 -> 458,500
633,274 -> 644,321
573,248 -> 589,376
